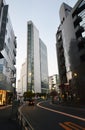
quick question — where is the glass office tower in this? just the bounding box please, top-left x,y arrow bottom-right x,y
27,21 -> 48,93
27,21 -> 41,93
39,38 -> 49,93
0,0 -> 17,105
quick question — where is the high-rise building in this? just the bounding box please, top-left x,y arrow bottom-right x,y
0,0 -> 17,105
17,60 -> 27,96
56,0 -> 85,101
26,21 -> 48,93
39,38 -> 49,93
49,74 -> 60,93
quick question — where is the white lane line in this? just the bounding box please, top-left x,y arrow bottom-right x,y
37,102 -> 85,122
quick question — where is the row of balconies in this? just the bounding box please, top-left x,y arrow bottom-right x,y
72,1 -> 85,18
73,16 -> 82,28
72,1 -> 85,39
77,37 -> 85,63
58,0 -> 85,86
78,37 -> 85,51
75,25 -> 84,38
74,7 -> 85,63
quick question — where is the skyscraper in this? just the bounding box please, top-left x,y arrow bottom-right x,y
26,21 -> 48,93
39,38 -> 49,93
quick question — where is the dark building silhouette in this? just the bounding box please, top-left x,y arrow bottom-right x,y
56,0 -> 85,102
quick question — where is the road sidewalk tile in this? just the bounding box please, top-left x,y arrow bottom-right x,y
0,105 -> 21,130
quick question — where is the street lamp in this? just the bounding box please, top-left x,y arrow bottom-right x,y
29,72 -> 32,76
28,72 -> 32,92
73,73 -> 77,77
72,72 -> 80,100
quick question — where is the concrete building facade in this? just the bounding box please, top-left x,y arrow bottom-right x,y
56,0 -> 85,101
17,60 -> 27,97
49,74 -> 60,93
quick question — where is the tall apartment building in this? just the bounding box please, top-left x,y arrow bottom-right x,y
49,74 -> 60,93
26,21 -> 48,93
56,0 -> 85,101
0,0 -> 17,105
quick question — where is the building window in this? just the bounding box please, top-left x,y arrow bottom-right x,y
4,59 -> 8,68
80,54 -> 85,62
6,17 -> 8,23
5,44 -> 9,55
8,38 -> 10,43
5,29 -> 7,35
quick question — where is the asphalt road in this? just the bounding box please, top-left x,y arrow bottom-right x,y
21,100 -> 85,130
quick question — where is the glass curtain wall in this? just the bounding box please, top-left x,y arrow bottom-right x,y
27,24 -> 34,92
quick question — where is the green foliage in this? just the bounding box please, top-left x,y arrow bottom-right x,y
35,92 -> 46,97
50,90 -> 58,104
23,91 -> 48,100
23,91 -> 35,99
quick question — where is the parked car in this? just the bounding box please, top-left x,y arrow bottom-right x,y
28,98 -> 35,106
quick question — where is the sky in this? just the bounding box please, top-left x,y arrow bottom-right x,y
6,0 -> 78,80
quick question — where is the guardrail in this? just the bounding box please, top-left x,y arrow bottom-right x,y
18,105 -> 34,130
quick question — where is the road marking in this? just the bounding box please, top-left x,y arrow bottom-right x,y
0,105 -> 11,110
65,122 -> 85,130
59,122 -> 72,130
37,102 -> 85,122
59,122 -> 85,130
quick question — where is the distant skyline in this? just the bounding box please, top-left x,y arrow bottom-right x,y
6,0 -> 78,80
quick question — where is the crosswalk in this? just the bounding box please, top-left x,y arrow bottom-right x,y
59,122 -> 85,130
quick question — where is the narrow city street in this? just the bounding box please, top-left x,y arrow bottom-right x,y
0,0 -> 85,129
21,100 -> 85,130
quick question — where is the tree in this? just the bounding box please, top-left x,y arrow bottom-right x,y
50,90 -> 58,103
23,91 -> 35,99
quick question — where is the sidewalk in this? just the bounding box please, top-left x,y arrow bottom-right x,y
0,105 -> 21,130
